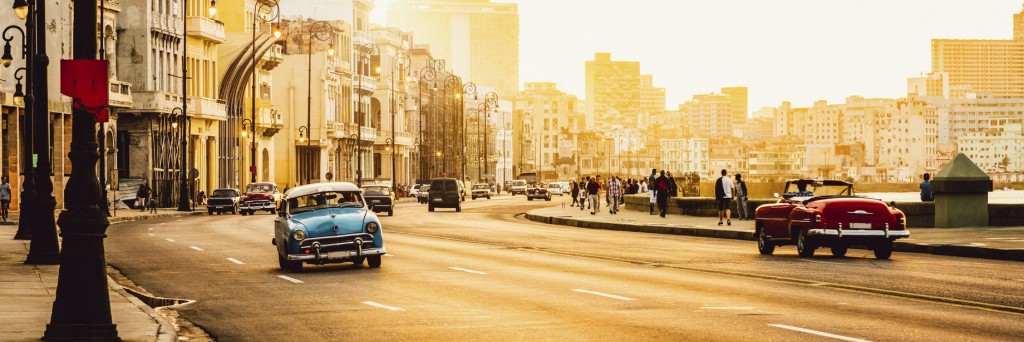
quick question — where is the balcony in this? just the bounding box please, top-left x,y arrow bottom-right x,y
264,44 -> 283,70
192,97 -> 227,121
258,108 -> 284,137
108,80 -> 133,109
360,126 -> 376,141
126,91 -> 183,113
353,75 -> 376,95
352,30 -> 374,47
186,16 -> 226,43
152,13 -> 183,35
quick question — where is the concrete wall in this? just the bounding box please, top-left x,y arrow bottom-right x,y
623,194 -> 1024,228
694,181 -> 920,199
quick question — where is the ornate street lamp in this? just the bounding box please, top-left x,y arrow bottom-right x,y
354,43 -> 379,187
1,25 -> 26,67
249,0 -> 280,184
297,125 -> 309,143
415,63 -> 437,180
294,21 -> 334,185
390,52 -> 409,193
482,92 -> 498,183
12,0 -> 28,20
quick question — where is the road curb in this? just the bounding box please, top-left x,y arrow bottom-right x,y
108,211 -> 206,224
107,276 -> 179,342
525,212 -> 1023,262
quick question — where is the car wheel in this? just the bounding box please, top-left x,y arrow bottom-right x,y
757,227 -> 775,255
487,196 -> 491,199
367,255 -> 382,268
270,208 -> 276,215
231,205 -> 238,215
472,196 -> 476,200
456,204 -> 462,212
528,197 -> 533,201
796,230 -> 816,257
873,240 -> 893,260
831,242 -> 849,257
388,209 -> 394,216
428,204 -> 434,212
546,197 -> 551,201
279,254 -> 302,272
208,210 -> 213,215
352,257 -> 365,266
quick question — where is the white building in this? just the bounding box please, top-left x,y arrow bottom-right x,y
958,117 -> 1024,173
659,138 -> 709,176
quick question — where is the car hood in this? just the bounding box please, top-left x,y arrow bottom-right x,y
290,208 -> 369,236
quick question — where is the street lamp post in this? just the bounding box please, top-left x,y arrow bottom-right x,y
482,92 -> 498,184
46,0 -> 120,338
415,63 -> 437,180
390,52 -> 409,194
461,82 -> 477,182
355,43 -> 379,187
299,21 -> 333,185
249,0 -> 281,184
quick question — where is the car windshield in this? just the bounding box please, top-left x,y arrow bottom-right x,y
784,181 -> 851,197
547,184 -> 559,188
473,184 -> 488,190
246,184 -> 273,192
288,191 -> 364,214
364,187 -> 390,196
512,180 -> 526,186
212,189 -> 236,197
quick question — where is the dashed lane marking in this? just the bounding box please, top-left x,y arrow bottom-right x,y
449,267 -> 488,275
384,254 -> 395,257
277,275 -> 303,284
189,246 -> 204,252
227,258 -> 245,265
147,228 -> 154,231
362,301 -> 405,311
147,234 -> 155,237
165,238 -> 176,243
769,324 -> 871,342
572,289 -> 635,301
701,306 -> 754,310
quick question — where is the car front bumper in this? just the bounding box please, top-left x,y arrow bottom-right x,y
287,247 -> 387,262
240,201 -> 274,210
808,229 -> 909,239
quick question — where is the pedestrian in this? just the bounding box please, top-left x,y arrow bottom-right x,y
715,169 -> 734,226
197,190 -> 206,205
587,175 -> 601,215
570,181 -> 580,207
655,170 -> 670,218
640,179 -> 648,193
648,169 -> 658,215
148,188 -> 159,213
0,176 -> 11,223
581,177 -> 590,210
136,184 -> 150,211
734,174 -> 749,220
594,175 -> 603,212
667,171 -> 678,197
920,173 -> 934,202
607,176 -> 622,214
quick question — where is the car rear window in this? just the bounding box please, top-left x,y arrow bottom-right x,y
364,187 -> 390,196
431,180 -> 457,190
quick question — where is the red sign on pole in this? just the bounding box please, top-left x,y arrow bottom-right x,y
60,59 -> 110,122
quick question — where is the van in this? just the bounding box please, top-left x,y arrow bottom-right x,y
428,177 -> 462,212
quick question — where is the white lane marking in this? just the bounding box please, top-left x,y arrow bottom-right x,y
449,267 -> 488,275
572,289 -> 635,301
701,306 -> 754,310
985,237 -> 1014,240
189,246 -> 205,252
969,243 -> 987,246
362,301 -> 405,311
159,223 -> 166,225
165,238 -> 176,243
277,275 -> 304,284
227,258 -> 245,265
799,259 -> 843,265
147,228 -> 154,231
384,254 -> 395,257
769,324 -> 871,342
147,233 -> 155,237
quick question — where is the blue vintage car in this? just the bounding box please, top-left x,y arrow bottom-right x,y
272,182 -> 386,272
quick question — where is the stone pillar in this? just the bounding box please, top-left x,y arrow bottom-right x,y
932,153 -> 992,228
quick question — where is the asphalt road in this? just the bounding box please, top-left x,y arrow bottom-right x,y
105,194 -> 1024,341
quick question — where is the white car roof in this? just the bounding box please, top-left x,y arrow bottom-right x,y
285,182 -> 361,199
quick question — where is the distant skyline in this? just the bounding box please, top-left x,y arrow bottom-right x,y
283,0 -> 1023,113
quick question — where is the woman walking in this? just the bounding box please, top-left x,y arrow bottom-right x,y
570,181 -> 580,207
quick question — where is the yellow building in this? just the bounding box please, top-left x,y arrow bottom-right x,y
387,0 -> 520,98
927,6 -> 1024,99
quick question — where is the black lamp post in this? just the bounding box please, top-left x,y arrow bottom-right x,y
45,0 -> 119,338
249,0 -> 280,184
390,52 -> 408,193
297,21 -> 333,185
415,63 -> 436,180
6,9 -> 32,243
354,43 -> 378,187
482,92 -> 498,184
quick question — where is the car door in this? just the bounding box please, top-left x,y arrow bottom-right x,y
760,200 -> 798,238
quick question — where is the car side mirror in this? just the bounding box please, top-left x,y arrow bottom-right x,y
773,192 -> 780,198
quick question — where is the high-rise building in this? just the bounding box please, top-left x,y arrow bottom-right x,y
721,86 -> 748,128
387,0 -> 519,97
585,52 -> 641,128
513,82 -> 579,181
639,74 -> 666,128
926,6 -> 1024,99
680,93 -> 732,139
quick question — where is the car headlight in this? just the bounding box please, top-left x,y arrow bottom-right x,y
366,222 -> 379,234
292,229 -> 305,241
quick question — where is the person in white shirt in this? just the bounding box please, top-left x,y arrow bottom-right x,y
715,169 -> 735,226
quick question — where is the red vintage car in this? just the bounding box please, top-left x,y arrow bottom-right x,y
239,182 -> 282,216
753,179 -> 909,259
526,184 -> 551,201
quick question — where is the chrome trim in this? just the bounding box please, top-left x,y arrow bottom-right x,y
758,217 -> 788,222
287,247 -> 386,261
791,219 -> 811,223
808,229 -> 909,238
847,210 -> 873,215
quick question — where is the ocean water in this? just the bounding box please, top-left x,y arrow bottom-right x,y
858,190 -> 1024,204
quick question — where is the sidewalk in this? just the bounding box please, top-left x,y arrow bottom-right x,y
0,207 -> 203,341
526,204 -> 1024,262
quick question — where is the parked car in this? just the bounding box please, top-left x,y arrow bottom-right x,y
547,183 -> 564,196
526,184 -> 552,201
240,182 -> 282,216
428,178 -> 462,212
754,179 -> 909,259
416,184 -> 431,204
551,181 -> 571,194
362,185 -> 394,216
207,188 -> 241,215
456,180 -> 467,202
272,182 -> 385,272
510,180 -> 527,196
409,185 -> 423,198
471,184 -> 493,200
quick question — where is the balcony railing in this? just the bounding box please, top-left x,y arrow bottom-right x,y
192,97 -> 227,120
352,30 -> 374,47
360,126 -> 376,141
152,13 -> 183,35
186,16 -> 226,43
353,75 -> 376,95
109,80 -> 133,108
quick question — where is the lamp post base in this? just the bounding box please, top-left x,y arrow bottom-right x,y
26,194 -> 60,265
43,323 -> 120,341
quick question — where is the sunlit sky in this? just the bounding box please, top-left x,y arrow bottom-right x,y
284,0 -> 1023,113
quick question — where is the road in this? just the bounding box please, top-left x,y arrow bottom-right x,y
106,194 -> 1024,341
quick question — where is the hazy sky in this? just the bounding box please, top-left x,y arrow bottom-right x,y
284,0 -> 1023,113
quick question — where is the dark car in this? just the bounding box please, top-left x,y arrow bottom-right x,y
207,188 -> 240,215
416,184 -> 430,204
428,178 -> 462,212
754,179 -> 909,259
363,185 -> 394,216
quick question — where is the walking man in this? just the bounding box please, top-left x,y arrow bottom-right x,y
655,170 -> 670,217
607,176 -> 622,214
734,174 -> 749,220
715,169 -> 734,226
587,175 -> 601,215
0,176 -> 10,222
648,169 -> 658,215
